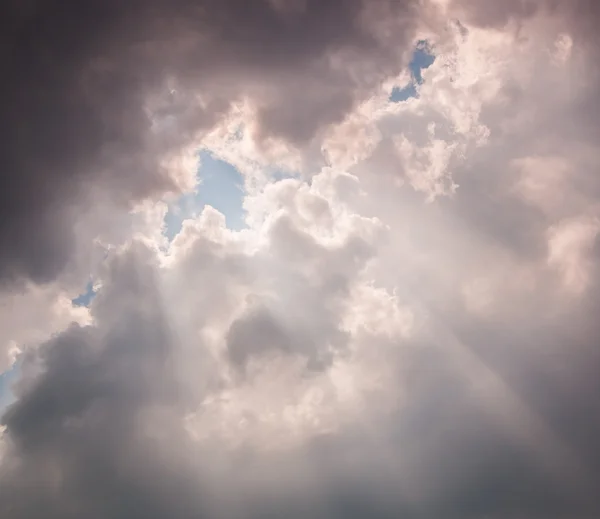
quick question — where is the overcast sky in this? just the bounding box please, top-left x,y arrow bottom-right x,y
2,1 -> 600,518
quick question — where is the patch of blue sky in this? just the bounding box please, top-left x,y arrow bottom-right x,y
390,39 -> 436,103
390,82 -> 418,103
0,362 -> 19,412
72,279 -> 96,307
164,150 -> 247,239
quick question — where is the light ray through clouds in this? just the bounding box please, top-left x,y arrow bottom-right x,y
2,1 -> 600,518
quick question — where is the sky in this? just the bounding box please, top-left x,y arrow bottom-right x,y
163,150 -> 247,239
390,40 -> 436,102
2,1 -> 600,518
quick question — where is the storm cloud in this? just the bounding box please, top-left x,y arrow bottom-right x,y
0,0 -> 419,284
2,1 -> 600,518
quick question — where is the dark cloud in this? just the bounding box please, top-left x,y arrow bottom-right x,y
226,299 -> 348,372
4,2 -> 600,519
0,0 -> 419,285
449,0 -> 540,27
0,243 -> 199,519
3,237 -> 600,519
451,0 -> 600,50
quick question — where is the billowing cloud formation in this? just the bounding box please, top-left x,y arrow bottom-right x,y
2,0 -> 600,518
0,0 -> 419,284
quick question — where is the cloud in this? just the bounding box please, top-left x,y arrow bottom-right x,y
2,1 -> 600,518
0,0 -> 421,285
0,169 -> 413,517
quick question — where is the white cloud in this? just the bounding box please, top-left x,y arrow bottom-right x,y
0,285 -> 91,372
393,125 -> 459,199
3,2 -> 600,518
547,216 -> 600,294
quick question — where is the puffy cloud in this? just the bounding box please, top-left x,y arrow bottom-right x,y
0,168 -> 416,516
0,284 -> 91,372
2,1 -> 600,518
0,0 -> 421,285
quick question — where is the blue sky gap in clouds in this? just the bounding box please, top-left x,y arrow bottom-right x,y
72,280 -> 96,307
390,40 -> 436,102
68,152 -> 249,309
163,150 -> 247,240
0,362 -> 18,412
161,43 -> 437,247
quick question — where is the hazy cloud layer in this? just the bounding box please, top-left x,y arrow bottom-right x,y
2,1 -> 600,518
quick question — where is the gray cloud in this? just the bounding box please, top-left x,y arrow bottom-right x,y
3,2 -> 600,519
0,0 -> 419,285
3,196 -> 600,519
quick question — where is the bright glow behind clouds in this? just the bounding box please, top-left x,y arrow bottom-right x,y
2,1 -> 600,518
